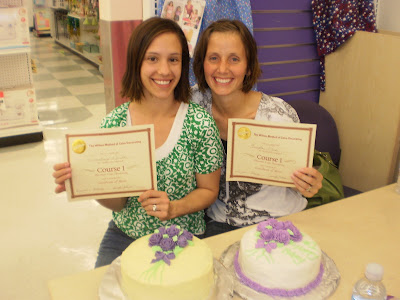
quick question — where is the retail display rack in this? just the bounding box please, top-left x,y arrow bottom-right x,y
32,0 -> 51,37
49,0 -> 101,68
0,0 -> 43,147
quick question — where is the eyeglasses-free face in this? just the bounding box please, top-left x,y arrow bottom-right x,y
140,32 -> 183,103
203,31 -> 249,98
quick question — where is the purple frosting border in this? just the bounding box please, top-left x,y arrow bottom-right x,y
233,251 -> 324,297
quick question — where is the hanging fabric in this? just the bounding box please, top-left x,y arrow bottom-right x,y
158,0 -> 253,86
311,0 -> 377,91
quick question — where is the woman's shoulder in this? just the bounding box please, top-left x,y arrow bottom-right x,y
187,101 -> 213,120
258,92 -> 300,123
100,102 -> 130,128
190,85 -> 212,113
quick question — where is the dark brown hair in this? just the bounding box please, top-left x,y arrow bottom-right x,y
120,17 -> 191,103
193,19 -> 261,93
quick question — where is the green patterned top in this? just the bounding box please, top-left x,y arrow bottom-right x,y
100,101 -> 223,239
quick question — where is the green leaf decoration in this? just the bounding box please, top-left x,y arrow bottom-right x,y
172,236 -> 178,242
174,246 -> 184,255
152,246 -> 162,252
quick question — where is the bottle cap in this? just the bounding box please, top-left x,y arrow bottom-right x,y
365,263 -> 384,281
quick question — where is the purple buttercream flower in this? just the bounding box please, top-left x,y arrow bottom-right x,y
274,221 -> 286,230
151,251 -> 176,265
255,239 -> 266,249
274,229 -> 290,244
265,218 -> 278,227
260,229 -> 274,241
149,232 -> 163,247
166,225 -> 180,237
257,222 -> 266,232
287,224 -> 303,242
264,242 -> 277,253
158,227 -> 167,235
283,221 -> 293,228
180,230 -> 193,241
177,235 -> 188,248
159,237 -> 176,251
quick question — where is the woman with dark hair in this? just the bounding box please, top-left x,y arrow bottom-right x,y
192,20 -> 323,237
53,17 -> 223,267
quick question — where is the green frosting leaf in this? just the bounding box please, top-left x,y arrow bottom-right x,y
152,246 -> 162,252
174,246 -> 184,255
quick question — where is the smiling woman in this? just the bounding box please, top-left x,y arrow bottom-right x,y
192,20 -> 323,238
52,17 -> 223,268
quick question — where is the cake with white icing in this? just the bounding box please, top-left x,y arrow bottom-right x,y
235,219 -> 323,297
121,225 -> 214,300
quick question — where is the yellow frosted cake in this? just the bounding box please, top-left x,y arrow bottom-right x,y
235,219 -> 323,297
121,225 -> 214,300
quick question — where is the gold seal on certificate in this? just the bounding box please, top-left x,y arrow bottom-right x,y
64,125 -> 157,201
237,127 -> 251,139
226,119 -> 316,187
71,139 -> 86,154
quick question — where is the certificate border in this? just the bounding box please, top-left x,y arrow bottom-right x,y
229,121 -> 314,185
66,128 -> 155,199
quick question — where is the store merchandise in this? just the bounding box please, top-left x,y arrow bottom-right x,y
0,7 -> 30,50
351,263 -> 386,300
235,219 -> 323,297
121,225 -> 214,300
0,88 -> 39,129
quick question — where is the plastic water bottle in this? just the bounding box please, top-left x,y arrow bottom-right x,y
351,263 -> 387,300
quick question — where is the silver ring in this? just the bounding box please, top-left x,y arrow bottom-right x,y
152,204 -> 157,212
306,185 -> 312,192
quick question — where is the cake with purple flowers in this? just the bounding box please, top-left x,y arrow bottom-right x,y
235,219 -> 323,297
121,225 -> 214,300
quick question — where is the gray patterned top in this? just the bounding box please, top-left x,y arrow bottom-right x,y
100,101 -> 223,238
192,88 -> 307,227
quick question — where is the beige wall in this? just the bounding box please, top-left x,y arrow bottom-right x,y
319,31 -> 400,192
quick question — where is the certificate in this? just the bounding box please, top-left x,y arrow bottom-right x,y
64,125 -> 157,201
226,119 -> 316,187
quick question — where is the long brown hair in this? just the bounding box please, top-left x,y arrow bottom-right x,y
120,17 -> 191,103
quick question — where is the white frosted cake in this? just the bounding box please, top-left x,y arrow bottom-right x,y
121,225 -> 214,300
235,219 -> 323,297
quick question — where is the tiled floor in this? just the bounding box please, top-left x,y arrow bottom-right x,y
0,35 -> 112,300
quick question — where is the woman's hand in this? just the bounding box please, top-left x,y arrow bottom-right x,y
52,162 -> 71,193
138,169 -> 221,221
138,190 -> 173,221
291,167 -> 323,198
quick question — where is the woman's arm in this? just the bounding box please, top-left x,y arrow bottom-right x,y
96,198 -> 128,212
138,169 -> 221,221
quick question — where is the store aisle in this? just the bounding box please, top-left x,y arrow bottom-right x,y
0,35 -> 111,300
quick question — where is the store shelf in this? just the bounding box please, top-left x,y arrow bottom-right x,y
48,1 -> 102,70
54,36 -> 101,67
0,3 -> 43,147
0,129 -> 43,147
